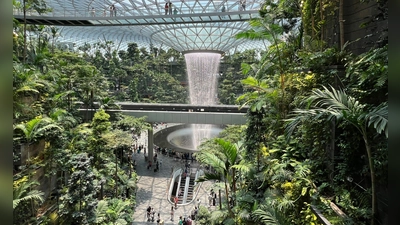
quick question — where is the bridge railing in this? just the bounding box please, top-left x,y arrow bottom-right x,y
13,5 -> 260,18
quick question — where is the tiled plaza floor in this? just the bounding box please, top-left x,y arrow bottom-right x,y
131,126 -> 215,225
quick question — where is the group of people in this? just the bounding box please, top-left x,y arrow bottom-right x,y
90,1 -> 248,18
208,189 -> 217,206
133,144 -> 146,154
89,4 -> 117,17
147,206 -> 165,224
149,153 -> 161,172
147,200 -> 197,224
164,2 -> 178,15
109,4 -> 117,16
147,157 -> 161,172
240,0 -> 246,11
178,215 -> 193,225
170,204 -> 194,225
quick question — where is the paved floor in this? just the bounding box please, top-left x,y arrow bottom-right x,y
132,125 -> 215,225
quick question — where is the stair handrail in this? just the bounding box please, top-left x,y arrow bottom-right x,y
168,168 -> 182,202
192,169 -> 204,199
175,170 -> 183,198
182,175 -> 191,203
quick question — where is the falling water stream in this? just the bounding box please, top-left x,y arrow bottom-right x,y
184,52 -> 221,149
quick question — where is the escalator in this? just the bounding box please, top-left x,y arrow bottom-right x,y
168,168 -> 203,205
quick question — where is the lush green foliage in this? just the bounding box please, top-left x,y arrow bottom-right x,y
13,0 -> 387,224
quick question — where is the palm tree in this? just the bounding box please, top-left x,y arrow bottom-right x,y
14,116 -> 63,166
14,116 -> 63,216
98,96 -> 120,110
95,199 -> 131,224
14,116 -> 63,146
252,204 -> 290,225
13,179 -> 44,223
13,63 -> 50,120
285,86 -> 388,225
13,180 -> 44,210
196,138 -> 244,218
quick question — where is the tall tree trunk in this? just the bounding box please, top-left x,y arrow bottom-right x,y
224,179 -> 233,217
339,0 -> 345,50
320,0 -> 324,44
23,0 -> 26,64
115,152 -> 118,197
363,133 -> 376,225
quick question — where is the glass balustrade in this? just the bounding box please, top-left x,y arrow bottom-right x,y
13,4 -> 261,18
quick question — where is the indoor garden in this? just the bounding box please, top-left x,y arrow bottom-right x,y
13,0 -> 387,224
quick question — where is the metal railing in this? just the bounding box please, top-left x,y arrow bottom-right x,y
13,5 -> 259,18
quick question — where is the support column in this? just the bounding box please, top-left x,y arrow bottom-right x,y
147,126 -> 154,163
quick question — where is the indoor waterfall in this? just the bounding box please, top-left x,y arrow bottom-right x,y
184,52 -> 221,149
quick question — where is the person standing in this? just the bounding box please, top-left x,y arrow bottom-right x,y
90,7 -> 95,16
109,5 -> 113,16
208,193 -> 213,206
111,4 -> 116,16
151,208 -> 156,221
156,212 -> 161,224
196,198 -> 201,208
178,216 -> 183,225
170,206 -> 174,221
164,2 -> 169,15
213,193 -> 216,206
146,206 -> 152,221
186,216 -> 192,225
174,196 -> 179,208
191,207 -> 196,220
155,160 -> 159,172
168,2 -> 173,15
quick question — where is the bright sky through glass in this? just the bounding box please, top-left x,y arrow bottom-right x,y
14,0 -> 269,53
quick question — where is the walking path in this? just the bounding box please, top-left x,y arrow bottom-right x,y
131,125 -> 215,225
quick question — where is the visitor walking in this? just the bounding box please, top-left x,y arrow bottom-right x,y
170,206 -> 174,221
174,196 -> 179,208
157,212 -> 161,224
196,198 -> 201,208
146,206 -> 152,221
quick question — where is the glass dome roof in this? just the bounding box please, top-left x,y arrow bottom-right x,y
14,0 -> 269,53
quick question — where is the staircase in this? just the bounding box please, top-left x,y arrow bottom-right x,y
186,176 -> 196,202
